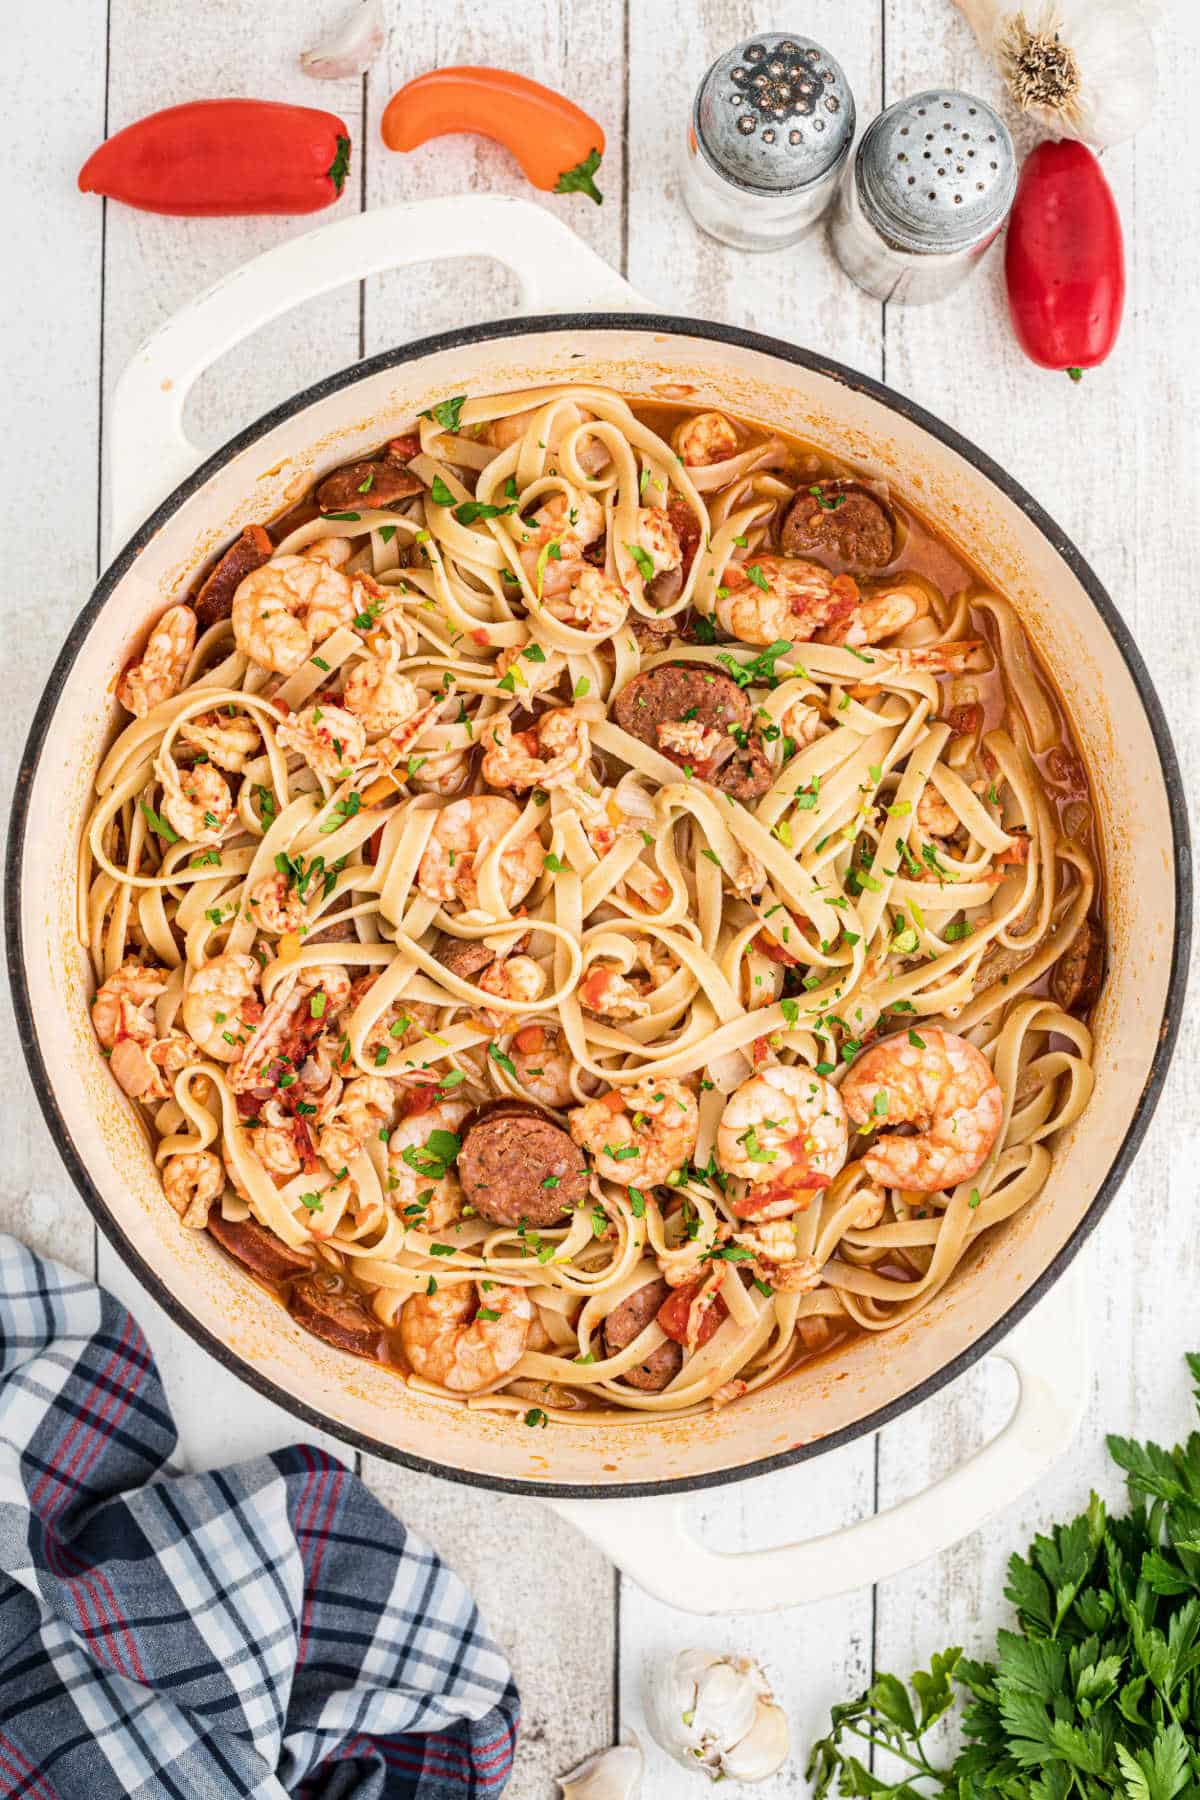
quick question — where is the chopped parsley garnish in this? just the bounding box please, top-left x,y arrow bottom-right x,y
626,542 -> 655,583
423,395 -> 466,431
139,801 -> 178,845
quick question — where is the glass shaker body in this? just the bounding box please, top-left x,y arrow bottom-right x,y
682,34 -> 855,254
830,90 -> 1017,305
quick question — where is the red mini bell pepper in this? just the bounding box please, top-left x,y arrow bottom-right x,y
1005,140 -> 1125,379
78,99 -> 352,217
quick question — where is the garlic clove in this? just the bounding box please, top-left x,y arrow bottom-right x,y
643,1648 -> 791,1783
691,1660 -> 761,1755
558,1742 -> 643,1798
300,0 -> 386,79
718,1698 -> 791,1784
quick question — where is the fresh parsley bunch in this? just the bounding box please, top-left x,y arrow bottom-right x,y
808,1355 -> 1200,1799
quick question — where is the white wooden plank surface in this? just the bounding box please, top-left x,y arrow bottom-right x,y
1,3 -> 1196,1796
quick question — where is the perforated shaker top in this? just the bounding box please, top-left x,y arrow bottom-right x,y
694,34 -> 855,194
857,90 -> 1017,252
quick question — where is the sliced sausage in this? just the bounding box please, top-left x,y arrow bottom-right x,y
603,1278 -> 684,1393
717,741 -> 774,803
290,1272 -> 383,1359
1051,919 -> 1104,1014
780,481 -> 896,572
307,914 -> 359,946
611,664 -> 771,801
613,664 -> 750,744
316,458 -> 423,514
193,525 -> 273,630
433,932 -> 497,981
458,1102 -> 587,1228
207,1212 -> 314,1284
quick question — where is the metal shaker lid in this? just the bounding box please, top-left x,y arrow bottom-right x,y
857,90 -> 1017,253
694,34 -> 855,194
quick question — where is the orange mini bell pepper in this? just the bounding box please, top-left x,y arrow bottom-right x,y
381,67 -> 604,204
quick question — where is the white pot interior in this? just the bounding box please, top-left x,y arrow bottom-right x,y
15,324 -> 1180,1489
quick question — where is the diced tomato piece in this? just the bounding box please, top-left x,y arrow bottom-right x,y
657,1282 -> 728,1347
513,1024 -> 545,1054
597,1087 -> 627,1115
667,499 -> 702,579
757,927 -> 802,967
386,433 -> 421,463
471,628 -> 490,645
400,1082 -> 439,1118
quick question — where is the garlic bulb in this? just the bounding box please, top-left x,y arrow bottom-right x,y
300,0 -> 385,79
643,1649 -> 790,1784
954,0 -> 1157,148
558,1742 -> 642,1798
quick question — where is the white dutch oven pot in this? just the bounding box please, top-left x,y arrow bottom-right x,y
9,197 -> 1189,1615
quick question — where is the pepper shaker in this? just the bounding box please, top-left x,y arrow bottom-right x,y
830,89 -> 1017,304
683,33 -> 856,252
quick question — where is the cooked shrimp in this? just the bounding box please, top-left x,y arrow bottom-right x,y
305,535 -> 353,567
917,785 -> 959,840
630,507 -> 681,579
532,490 -> 605,548
822,586 -> 923,649
416,797 -> 543,911
508,1022 -> 578,1110
318,1075 -> 396,1172
231,966 -> 352,1093
231,554 -> 358,676
715,557 -> 859,646
244,872 -> 309,936
349,974 -> 438,1062
569,1077 -> 698,1187
154,757 -> 232,847
717,1066 -> 849,1217
673,410 -> 739,467
399,1280 -> 533,1394
406,747 -> 473,796
780,696 -> 825,751
182,952 -> 261,1061
491,402 -> 607,472
343,650 -> 422,734
494,640 -> 560,698
163,1150 -> 224,1229
277,703 -> 366,784
542,566 -> 628,636
177,709 -> 262,773
480,707 -> 590,791
110,1028 -> 200,1102
386,1097 -> 471,1221
841,1028 -> 1003,1193
254,1098 -> 304,1180
478,954 -> 547,1020
657,719 -> 725,762
92,961 -> 168,1049
730,1219 -> 822,1294
117,607 -> 196,716
578,964 -> 650,1023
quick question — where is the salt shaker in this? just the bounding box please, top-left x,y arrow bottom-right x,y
683,33 -> 855,252
830,89 -> 1017,304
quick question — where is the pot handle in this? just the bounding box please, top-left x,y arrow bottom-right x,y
546,1274 -> 1086,1614
109,194 -> 645,551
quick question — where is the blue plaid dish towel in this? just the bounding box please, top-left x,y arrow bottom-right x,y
0,1234 -> 519,1797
